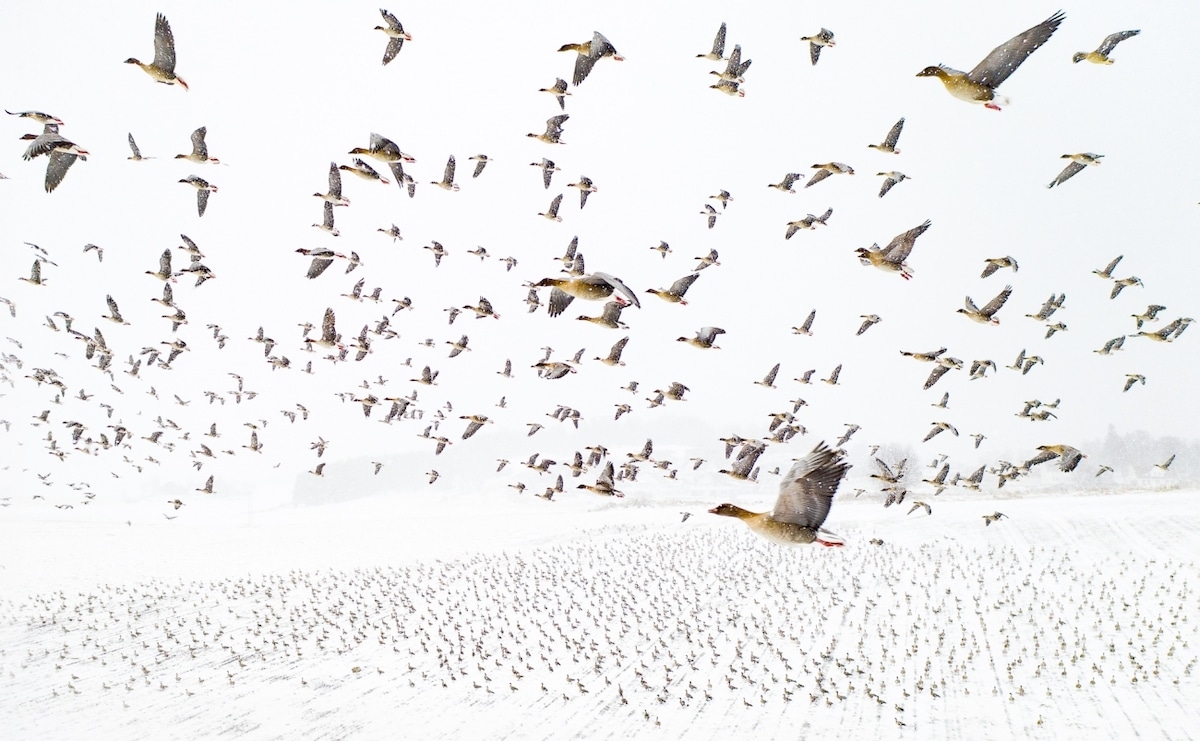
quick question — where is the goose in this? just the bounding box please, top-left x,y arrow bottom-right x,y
677,326 -> 725,349
339,158 -> 390,185
868,118 -> 905,154
916,11 -> 1065,110
431,155 -> 459,191
175,126 -> 218,164
558,32 -> 623,86
646,274 -> 699,304
538,78 -> 570,110
125,14 -> 188,89
876,172 -> 910,198
375,9 -> 411,65
958,285 -> 1012,324
856,219 -> 932,279
534,272 -> 640,317
178,175 -> 217,217
314,161 -> 349,205
1047,153 -> 1102,188
1073,30 -> 1139,64
697,22 -> 727,61
710,441 -> 848,546
527,115 -> 569,144
800,28 -> 836,66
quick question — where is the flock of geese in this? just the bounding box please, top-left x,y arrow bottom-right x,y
0,7 -> 1193,544
0,516 -> 1194,735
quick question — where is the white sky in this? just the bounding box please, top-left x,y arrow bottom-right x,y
1,1 -> 1196,506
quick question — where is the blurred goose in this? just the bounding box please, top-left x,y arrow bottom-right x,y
677,326 -> 725,349
697,22 -> 727,61
576,300 -> 627,328
755,362 -> 780,388
785,208 -> 833,238
711,43 -> 751,83
700,204 -> 719,229
709,79 -> 743,97
1026,443 -> 1086,472
876,171 -> 910,198
693,249 -> 720,271
459,414 -> 492,440
178,175 -> 217,217
468,154 -> 490,178
1110,276 -> 1142,300
349,132 -> 415,164
1154,454 -> 1176,471
538,78 -> 570,110
567,176 -> 597,208
559,32 -> 624,86
806,162 -> 854,188
710,441 -> 849,546
539,194 -> 564,221
6,109 -> 63,125
856,219 -> 932,279
375,9 -> 411,65
529,114 -> 569,144
175,126 -> 218,164
313,201 -> 338,236
981,255 -> 1018,278
1132,304 -> 1167,329
923,421 -> 958,442
1073,30 -> 1139,64
768,172 -> 804,192
530,158 -> 560,189
916,11 -> 1065,110
1025,292 -> 1065,320
1122,373 -> 1145,392
596,336 -> 630,366
20,124 -> 88,193
982,512 -> 1007,526
431,155 -> 459,191
856,314 -> 881,335
125,13 -> 188,90
869,118 -> 905,153
1093,254 -> 1122,279
793,309 -> 816,335
1047,153 -> 1102,188
709,190 -> 733,209
339,158 -> 390,185
958,285 -> 1012,324
314,161 -> 349,205
578,461 -> 622,497
296,248 -> 341,279
800,28 -> 836,66
535,272 -> 640,317
126,133 -> 150,161
646,274 -> 699,304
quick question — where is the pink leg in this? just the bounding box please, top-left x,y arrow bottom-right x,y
816,539 -> 844,547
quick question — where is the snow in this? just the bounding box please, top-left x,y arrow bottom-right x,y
2,487 -> 1196,740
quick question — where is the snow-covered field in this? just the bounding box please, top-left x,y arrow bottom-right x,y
1,488 -> 1197,740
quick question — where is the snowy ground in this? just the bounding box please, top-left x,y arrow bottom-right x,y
1,488 -> 1197,740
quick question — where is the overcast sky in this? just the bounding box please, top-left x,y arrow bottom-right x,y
1,0 -> 1195,506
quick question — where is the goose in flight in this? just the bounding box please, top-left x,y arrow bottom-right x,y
710,441 -> 849,546
1073,30 -> 1139,65
916,11 -> 1065,110
125,13 -> 188,90
559,32 -> 623,86
868,118 -> 904,154
534,272 -> 640,317
375,9 -> 411,65
175,126 -> 218,164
